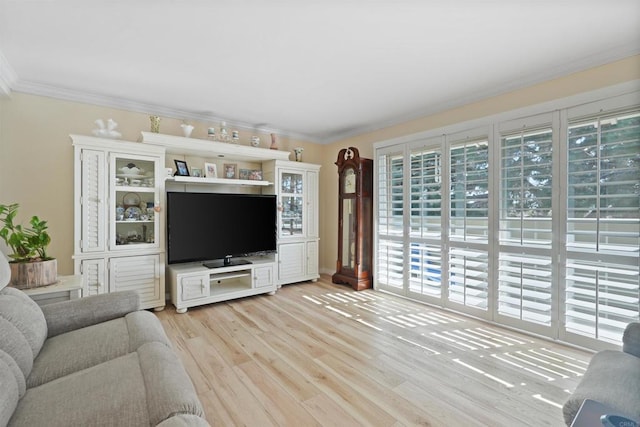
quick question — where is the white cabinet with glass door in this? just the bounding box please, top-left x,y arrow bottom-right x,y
263,160 -> 320,286
72,135 -> 166,310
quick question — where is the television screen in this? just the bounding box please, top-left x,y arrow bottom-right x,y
166,192 -> 277,265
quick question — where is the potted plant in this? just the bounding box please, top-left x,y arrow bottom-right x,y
0,203 -> 56,289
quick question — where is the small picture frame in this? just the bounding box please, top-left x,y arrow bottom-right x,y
239,168 -> 251,180
239,168 -> 262,180
223,163 -> 237,179
191,167 -> 202,177
204,162 -> 217,179
249,170 -> 263,181
174,159 -> 189,176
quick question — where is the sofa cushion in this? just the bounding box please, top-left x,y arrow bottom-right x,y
0,349 -> 26,398
0,287 -> 48,359
10,351 -> 150,427
563,350 -> 640,425
27,310 -> 172,388
0,317 -> 34,384
0,357 -> 19,427
10,343 -> 205,427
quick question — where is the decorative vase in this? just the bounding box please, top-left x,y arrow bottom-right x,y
181,124 -> 194,138
150,115 -> 161,133
251,136 -> 260,147
293,147 -> 304,162
270,133 -> 278,150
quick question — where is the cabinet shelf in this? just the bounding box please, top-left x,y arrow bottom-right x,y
115,185 -> 156,192
210,272 -> 251,281
167,176 -> 272,186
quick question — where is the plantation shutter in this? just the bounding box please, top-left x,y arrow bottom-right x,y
408,143 -> 443,298
498,120 -> 554,327
565,110 -> 640,343
376,148 -> 405,290
448,138 -> 490,311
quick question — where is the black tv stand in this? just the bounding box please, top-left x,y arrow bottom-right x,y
203,257 -> 252,269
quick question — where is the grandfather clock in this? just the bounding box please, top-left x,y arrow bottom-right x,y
332,147 -> 373,291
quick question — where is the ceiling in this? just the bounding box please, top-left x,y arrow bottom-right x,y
1,1 -> 639,143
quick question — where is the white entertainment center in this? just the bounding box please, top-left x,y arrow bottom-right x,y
72,132 -> 320,313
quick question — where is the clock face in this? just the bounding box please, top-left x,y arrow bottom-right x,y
343,168 -> 356,194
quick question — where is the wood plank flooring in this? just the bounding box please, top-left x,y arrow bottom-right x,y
155,276 -> 591,427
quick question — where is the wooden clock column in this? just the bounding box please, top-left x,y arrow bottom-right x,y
332,147 -> 373,291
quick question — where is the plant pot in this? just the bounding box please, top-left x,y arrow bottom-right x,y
9,258 -> 57,289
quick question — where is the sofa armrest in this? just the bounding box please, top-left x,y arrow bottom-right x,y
623,322 -> 640,358
42,291 -> 140,337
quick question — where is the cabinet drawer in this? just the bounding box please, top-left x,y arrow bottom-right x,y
253,266 -> 274,288
181,275 -> 209,301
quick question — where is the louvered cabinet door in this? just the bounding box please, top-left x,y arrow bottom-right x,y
109,255 -> 163,310
80,149 -> 107,253
80,258 -> 107,296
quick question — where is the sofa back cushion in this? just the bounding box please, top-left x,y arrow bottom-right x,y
0,286 -> 48,383
0,356 -> 19,427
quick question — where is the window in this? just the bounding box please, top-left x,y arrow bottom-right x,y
374,92 -> 639,349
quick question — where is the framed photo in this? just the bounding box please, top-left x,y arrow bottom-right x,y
239,168 -> 251,180
191,167 -> 202,177
204,162 -> 217,178
223,163 -> 237,179
249,170 -> 263,181
239,168 -> 262,180
174,159 -> 189,176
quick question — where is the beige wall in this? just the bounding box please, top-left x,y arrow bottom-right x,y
1,55 -> 638,278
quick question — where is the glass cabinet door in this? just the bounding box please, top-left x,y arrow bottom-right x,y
279,171 -> 304,238
110,153 -> 160,250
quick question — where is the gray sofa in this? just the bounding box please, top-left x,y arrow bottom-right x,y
563,322 -> 640,425
0,253 -> 209,427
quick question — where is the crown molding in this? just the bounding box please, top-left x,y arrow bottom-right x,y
0,51 -> 18,97
10,79 -> 322,144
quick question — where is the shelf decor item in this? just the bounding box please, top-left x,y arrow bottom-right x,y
92,118 -> 121,139
0,203 -> 56,289
174,159 -> 190,176
293,147 -> 304,162
223,163 -> 237,179
270,133 -> 278,150
204,162 -> 217,178
181,123 -> 194,138
150,115 -> 161,133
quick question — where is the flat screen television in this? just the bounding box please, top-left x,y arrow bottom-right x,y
166,192 -> 277,267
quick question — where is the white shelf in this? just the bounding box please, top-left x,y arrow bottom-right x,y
166,176 -> 272,186
140,132 -> 291,162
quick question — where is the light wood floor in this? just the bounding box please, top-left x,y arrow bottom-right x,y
156,276 -> 591,427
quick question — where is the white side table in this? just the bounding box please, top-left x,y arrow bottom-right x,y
22,275 -> 83,306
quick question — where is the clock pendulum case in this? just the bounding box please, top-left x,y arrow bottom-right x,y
332,147 -> 373,291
